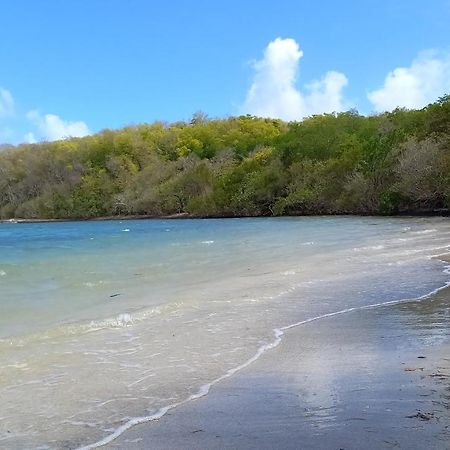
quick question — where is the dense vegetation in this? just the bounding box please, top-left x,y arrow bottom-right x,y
0,97 -> 449,220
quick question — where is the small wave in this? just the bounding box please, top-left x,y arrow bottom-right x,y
412,229 -> 437,235
201,240 -> 214,245
83,281 -> 104,288
281,270 -> 296,276
80,313 -> 135,329
0,302 -> 185,349
114,314 -> 133,326
2,363 -> 28,370
122,229 -> 130,232
353,244 -> 384,252
0,269 -> 6,276
80,310 -> 152,331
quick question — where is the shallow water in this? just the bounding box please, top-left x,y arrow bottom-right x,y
0,217 -> 449,448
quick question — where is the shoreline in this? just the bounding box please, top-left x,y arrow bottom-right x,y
1,211 -> 449,225
102,285 -> 450,450
78,255 -> 450,449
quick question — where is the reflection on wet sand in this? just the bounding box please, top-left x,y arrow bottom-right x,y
108,288 -> 450,450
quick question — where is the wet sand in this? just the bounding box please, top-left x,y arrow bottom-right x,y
105,286 -> 450,450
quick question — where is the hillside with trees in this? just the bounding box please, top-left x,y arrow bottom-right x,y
0,97 -> 449,220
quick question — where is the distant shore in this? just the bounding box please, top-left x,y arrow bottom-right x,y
106,285 -> 450,449
0,213 -> 192,224
1,210 -> 449,224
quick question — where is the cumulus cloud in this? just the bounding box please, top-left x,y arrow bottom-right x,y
304,71 -> 349,116
241,37 -> 349,120
23,132 -> 37,144
368,51 -> 450,112
0,88 -> 15,118
0,85 -> 91,144
26,110 -> 91,142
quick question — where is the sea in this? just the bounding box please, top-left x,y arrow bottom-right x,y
0,216 -> 449,448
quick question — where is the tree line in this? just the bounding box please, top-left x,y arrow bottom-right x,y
0,97 -> 449,220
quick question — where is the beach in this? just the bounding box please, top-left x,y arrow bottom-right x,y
1,217 -> 449,449
108,286 -> 450,450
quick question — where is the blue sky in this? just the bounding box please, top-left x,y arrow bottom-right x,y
1,0 -> 449,144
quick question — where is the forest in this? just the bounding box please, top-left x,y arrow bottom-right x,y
0,96 -> 449,220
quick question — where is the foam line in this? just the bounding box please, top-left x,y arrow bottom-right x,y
78,256 -> 450,450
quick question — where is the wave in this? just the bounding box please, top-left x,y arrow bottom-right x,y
411,229 -> 437,235
353,244 -> 384,251
281,270 -> 296,276
0,302 -> 185,349
78,253 -> 450,450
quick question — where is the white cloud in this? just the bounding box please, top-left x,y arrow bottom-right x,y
23,132 -> 37,144
0,85 -> 91,144
26,110 -> 90,141
0,88 -> 15,118
241,37 -> 349,120
368,51 -> 450,112
304,71 -> 349,116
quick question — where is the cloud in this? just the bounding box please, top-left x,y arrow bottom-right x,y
304,71 -> 349,116
23,132 -> 37,144
368,51 -> 450,112
0,86 -> 91,144
0,88 -> 15,118
26,110 -> 91,141
241,38 -> 349,121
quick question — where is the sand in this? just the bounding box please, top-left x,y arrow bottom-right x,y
104,288 -> 450,449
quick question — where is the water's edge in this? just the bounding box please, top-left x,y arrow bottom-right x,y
2,211 -> 449,226
78,253 -> 450,450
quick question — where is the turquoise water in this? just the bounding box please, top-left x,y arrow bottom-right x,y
0,217 -> 449,448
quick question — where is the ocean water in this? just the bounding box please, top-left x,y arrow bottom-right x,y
0,216 -> 449,448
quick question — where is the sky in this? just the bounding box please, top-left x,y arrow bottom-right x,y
1,0 -> 449,144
